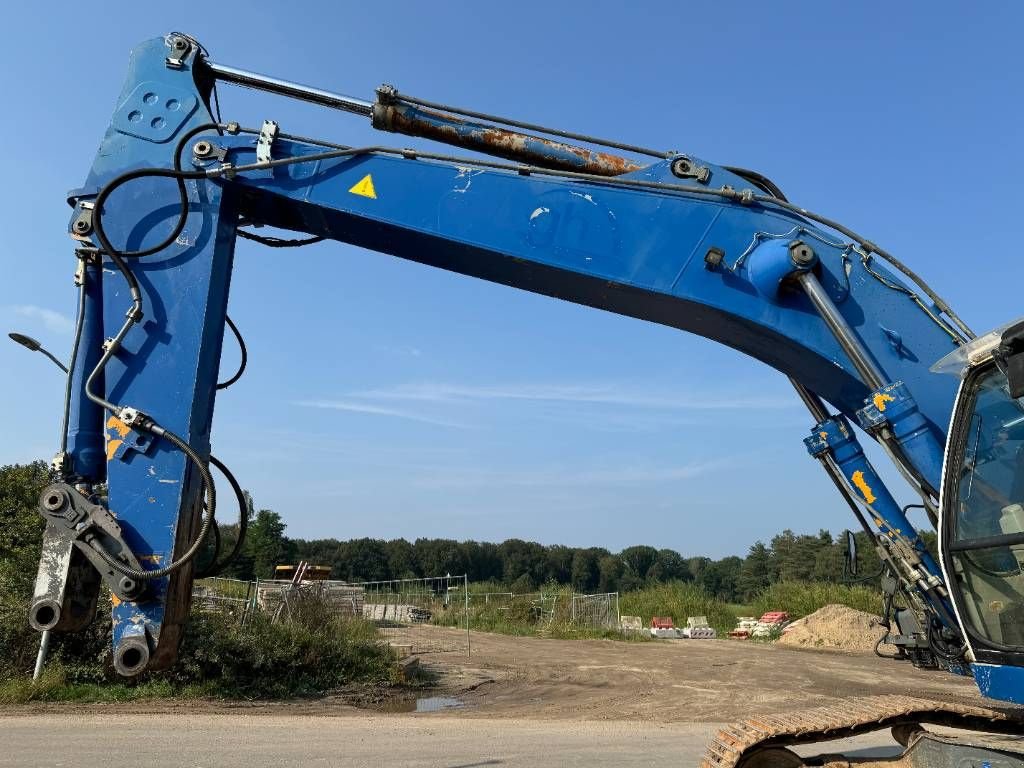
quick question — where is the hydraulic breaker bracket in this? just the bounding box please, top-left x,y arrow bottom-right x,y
30,483 -> 148,633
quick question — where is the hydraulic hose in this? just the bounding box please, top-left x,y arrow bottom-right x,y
197,454 -> 249,576
216,315 -> 247,390
58,259 -> 88,455
88,425 -> 217,581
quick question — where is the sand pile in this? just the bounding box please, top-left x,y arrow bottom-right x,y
777,603 -> 886,652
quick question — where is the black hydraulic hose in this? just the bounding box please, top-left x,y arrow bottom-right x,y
80,123 -> 236,580
197,516 -> 222,578
236,228 -> 324,247
216,315 -> 247,390
724,166 -> 789,202
58,260 -> 89,456
211,136 -> 971,341
200,454 -> 249,576
91,122 -> 223,260
89,426 -> 217,581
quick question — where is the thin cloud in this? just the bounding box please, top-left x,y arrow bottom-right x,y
10,305 -> 74,334
413,459 -> 725,490
348,382 -> 795,411
292,399 -> 469,429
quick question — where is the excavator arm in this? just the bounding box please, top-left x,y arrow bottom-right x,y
28,36 -> 1024,755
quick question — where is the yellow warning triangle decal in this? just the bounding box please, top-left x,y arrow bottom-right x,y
348,174 -> 377,199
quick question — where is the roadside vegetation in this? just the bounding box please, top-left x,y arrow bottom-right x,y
0,462 -> 394,704
1,460 -> 886,703
445,579 -> 881,639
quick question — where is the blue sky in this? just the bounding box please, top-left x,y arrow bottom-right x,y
2,3 -> 1022,558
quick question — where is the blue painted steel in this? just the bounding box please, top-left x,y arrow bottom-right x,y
857,381 -> 945,492
66,257 -> 105,481
72,35 -> 1024,701
972,663 -> 1024,705
744,238 -> 813,298
112,80 -> 198,144
214,133 -> 960,476
68,36 -> 237,668
803,416 -> 949,612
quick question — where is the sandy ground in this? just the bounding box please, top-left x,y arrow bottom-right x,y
427,628 -> 986,722
2,627 -> 1012,767
8,626 -> 985,722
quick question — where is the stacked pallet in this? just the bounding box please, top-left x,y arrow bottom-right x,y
363,603 -> 433,624
257,581 -> 365,617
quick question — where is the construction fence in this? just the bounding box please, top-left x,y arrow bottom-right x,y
465,589 -> 621,634
194,575 -> 471,655
194,577 -> 622,653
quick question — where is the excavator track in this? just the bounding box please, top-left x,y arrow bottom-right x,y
700,694 -> 1024,767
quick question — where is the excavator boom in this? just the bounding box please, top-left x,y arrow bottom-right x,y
25,32 -> 1024,766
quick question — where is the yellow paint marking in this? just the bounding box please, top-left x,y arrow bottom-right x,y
872,392 -> 895,412
819,431 -> 828,440
110,594 -> 121,607
106,439 -> 123,461
851,470 -> 877,503
348,174 -> 377,199
138,554 -> 163,563
106,416 -> 131,438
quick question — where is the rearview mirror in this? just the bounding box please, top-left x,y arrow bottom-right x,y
997,321 -> 1024,399
844,530 -> 858,577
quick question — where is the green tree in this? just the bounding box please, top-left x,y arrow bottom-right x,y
0,461 -> 48,576
414,538 -> 468,577
597,555 -> 624,593
0,461 -> 51,675
701,556 -> 743,601
343,538 -> 390,581
498,538 -> 546,585
619,545 -> 659,584
737,541 -> 775,600
570,548 -> 604,592
646,548 -> 691,583
385,538 -> 418,579
544,545 -> 574,584
246,509 -> 293,578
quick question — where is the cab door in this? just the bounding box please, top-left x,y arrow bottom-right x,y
940,361 -> 1024,703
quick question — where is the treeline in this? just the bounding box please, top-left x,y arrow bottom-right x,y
0,461 -> 933,606
216,511 -> 935,603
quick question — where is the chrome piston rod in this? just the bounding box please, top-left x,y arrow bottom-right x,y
204,60 -> 373,117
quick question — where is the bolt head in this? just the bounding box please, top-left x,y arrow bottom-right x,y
789,240 -> 816,266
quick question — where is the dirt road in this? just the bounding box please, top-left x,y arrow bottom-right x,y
0,629 -> 996,766
0,714 -> 915,767
424,627 -> 984,722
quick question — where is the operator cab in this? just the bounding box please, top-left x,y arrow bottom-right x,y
936,321 -> 1024,699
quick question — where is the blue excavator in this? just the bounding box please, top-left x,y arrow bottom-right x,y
24,32 -> 1024,766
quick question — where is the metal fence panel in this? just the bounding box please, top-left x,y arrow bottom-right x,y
193,574 -> 470,656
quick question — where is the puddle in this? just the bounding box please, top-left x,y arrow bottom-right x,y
374,696 -> 466,714
415,696 -> 465,712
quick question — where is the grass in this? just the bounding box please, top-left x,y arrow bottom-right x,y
0,579 -> 885,704
445,580 -> 883,640
0,666 -> 215,704
749,581 -> 882,620
0,598 -> 397,703
437,584 -> 633,640
620,582 -> 738,636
